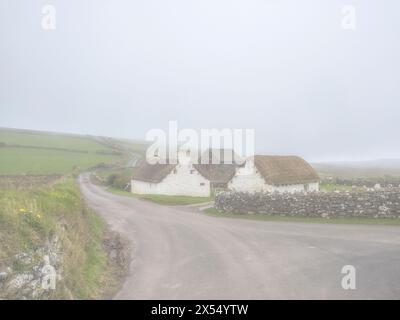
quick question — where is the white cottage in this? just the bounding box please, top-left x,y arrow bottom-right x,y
228,155 -> 320,193
131,149 -> 238,197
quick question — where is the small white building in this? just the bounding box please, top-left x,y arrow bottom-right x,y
228,155 -> 320,193
131,149 -> 210,197
131,148 -> 238,197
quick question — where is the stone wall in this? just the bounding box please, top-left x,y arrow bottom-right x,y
215,189 -> 400,218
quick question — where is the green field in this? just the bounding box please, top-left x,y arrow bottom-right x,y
313,162 -> 400,179
0,147 -> 117,175
0,128 -> 123,175
109,137 -> 148,154
0,129 -> 110,152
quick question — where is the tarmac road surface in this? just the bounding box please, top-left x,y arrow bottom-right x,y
79,175 -> 400,299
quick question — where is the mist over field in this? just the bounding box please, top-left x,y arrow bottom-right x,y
1,1 -> 400,162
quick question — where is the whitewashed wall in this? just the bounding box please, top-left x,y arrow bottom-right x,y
132,164 -> 210,197
228,166 -> 272,193
228,166 -> 319,193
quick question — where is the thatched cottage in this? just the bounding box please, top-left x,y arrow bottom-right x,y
131,149 -> 239,197
227,155 -> 320,193
132,150 -> 319,197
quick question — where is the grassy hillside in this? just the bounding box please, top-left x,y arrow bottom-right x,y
107,137 -> 148,155
0,148 -> 117,175
0,128 -> 138,175
0,179 -> 123,299
0,128 -> 136,299
0,128 -> 110,152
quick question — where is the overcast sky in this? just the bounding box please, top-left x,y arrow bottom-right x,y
1,1 -> 399,162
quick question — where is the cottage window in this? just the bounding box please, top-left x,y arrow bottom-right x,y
200,182 -> 205,186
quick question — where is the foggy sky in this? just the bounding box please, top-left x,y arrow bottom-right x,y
1,0 -> 399,162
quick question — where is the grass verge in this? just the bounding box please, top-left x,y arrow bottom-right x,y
0,179 -> 118,299
203,207 -> 400,225
107,187 -> 212,205
320,183 -> 355,192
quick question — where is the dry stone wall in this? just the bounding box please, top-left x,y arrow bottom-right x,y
215,189 -> 400,218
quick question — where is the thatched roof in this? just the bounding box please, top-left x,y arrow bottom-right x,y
132,160 -> 177,183
193,149 -> 241,184
193,164 -> 236,184
253,155 -> 320,185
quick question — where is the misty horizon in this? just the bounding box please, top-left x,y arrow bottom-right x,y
1,1 -> 400,162
2,2 -> 400,304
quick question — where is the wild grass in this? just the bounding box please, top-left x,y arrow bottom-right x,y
320,183 -> 355,192
0,180 -> 114,299
139,194 -> 212,205
107,187 -> 212,205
